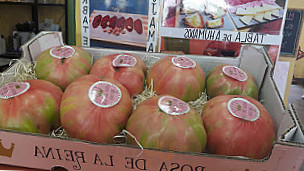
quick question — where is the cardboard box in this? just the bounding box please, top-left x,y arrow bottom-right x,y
0,32 -> 304,170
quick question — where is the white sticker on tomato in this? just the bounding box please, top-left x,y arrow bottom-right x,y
172,56 -> 196,68
50,46 -> 75,59
0,82 -> 30,99
222,66 -> 248,82
227,98 -> 260,122
158,96 -> 190,115
88,81 -> 122,108
112,54 -> 137,67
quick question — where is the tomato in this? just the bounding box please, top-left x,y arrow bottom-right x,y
0,79 -> 63,134
206,64 -> 258,99
126,95 -> 207,152
35,45 -> 92,90
60,75 -> 133,143
90,53 -> 147,97
202,95 -> 276,159
147,56 -> 205,102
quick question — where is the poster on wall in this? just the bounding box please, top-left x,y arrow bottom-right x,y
79,0 -> 289,64
80,0 -> 149,51
150,0 -> 289,64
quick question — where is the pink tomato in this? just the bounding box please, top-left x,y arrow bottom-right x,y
126,95 -> 207,152
90,53 -> 147,97
0,79 -> 63,134
60,75 -> 133,143
206,64 -> 258,99
147,56 -> 205,102
35,45 -> 92,90
202,95 -> 276,159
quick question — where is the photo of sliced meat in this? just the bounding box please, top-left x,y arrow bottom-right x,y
117,17 -> 125,29
101,15 -> 110,29
134,19 -> 143,34
109,16 -> 117,29
90,10 -> 148,47
92,15 -> 102,28
125,17 -> 134,32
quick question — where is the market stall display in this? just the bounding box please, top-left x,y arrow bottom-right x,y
0,32 -> 303,171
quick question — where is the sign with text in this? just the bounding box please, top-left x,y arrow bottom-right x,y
81,0 -> 90,47
0,130 -> 304,171
79,0 -> 149,50
159,28 -> 282,45
146,0 -> 160,52
281,10 -> 304,55
157,0 -> 288,57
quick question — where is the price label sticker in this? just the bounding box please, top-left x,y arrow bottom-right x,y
222,66 -> 248,82
50,46 -> 75,59
88,81 -> 122,108
158,96 -> 190,115
227,98 -> 260,122
112,54 -> 137,67
172,56 -> 196,69
0,82 -> 30,99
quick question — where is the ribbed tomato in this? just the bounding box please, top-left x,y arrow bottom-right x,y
147,56 -> 205,102
90,53 -> 147,97
126,95 -> 207,152
60,75 -> 133,143
202,95 -> 276,159
0,79 -> 63,134
35,45 -> 92,90
206,64 -> 258,99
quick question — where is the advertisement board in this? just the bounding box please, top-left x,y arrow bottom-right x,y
79,0 -> 149,51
